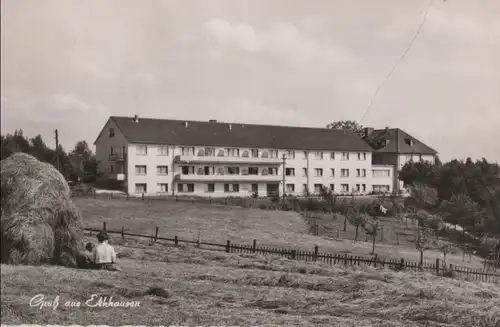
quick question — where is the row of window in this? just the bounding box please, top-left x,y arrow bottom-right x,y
128,165 -> 391,178
134,183 -> 391,194
132,145 -> 368,161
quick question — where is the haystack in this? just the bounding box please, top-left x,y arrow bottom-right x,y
1,153 -> 84,267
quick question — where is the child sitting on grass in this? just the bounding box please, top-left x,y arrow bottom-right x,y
92,231 -> 121,271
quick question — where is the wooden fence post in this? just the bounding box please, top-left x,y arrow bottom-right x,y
436,258 -> 440,275
314,245 -> 319,261
291,249 -> 296,260
102,222 -> 107,232
121,226 -> 125,240
373,253 -> 378,268
174,235 -> 178,246
344,253 -> 348,265
252,239 -> 257,253
226,240 -> 231,253
400,258 -> 404,270
154,227 -> 159,243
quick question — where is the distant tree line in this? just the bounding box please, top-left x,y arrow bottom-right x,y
1,130 -> 101,183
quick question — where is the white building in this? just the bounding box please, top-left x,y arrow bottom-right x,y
94,116 -> 401,197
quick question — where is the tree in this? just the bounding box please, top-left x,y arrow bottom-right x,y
346,204 -> 368,242
326,120 -> 365,137
364,218 -> 380,254
436,241 -> 454,267
439,193 -> 484,232
399,161 -> 437,187
404,183 -> 439,210
415,228 -> 435,266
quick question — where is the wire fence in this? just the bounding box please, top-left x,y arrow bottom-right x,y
85,223 -> 500,284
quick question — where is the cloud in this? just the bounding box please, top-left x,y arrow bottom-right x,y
204,19 -> 354,65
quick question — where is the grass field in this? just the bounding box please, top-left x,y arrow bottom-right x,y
2,238 -> 499,326
74,197 -> 485,268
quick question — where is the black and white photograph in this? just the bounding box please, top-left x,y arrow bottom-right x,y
1,0 -> 499,326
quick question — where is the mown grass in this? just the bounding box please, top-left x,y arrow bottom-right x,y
74,197 -> 485,268
2,239 -> 499,326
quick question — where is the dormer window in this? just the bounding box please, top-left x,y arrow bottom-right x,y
109,128 -> 115,137
404,138 -> 415,146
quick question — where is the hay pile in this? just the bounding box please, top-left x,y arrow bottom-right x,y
1,153 -> 84,267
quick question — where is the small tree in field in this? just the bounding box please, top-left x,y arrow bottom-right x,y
347,207 -> 368,242
364,219 -> 380,254
437,241 -> 454,267
415,228 -> 435,266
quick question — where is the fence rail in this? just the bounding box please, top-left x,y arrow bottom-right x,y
85,223 -> 500,283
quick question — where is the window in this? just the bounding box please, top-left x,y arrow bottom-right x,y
357,152 -> 367,161
341,184 -> 349,192
224,184 -> 239,193
226,166 -> 240,175
204,147 -> 215,156
158,146 -> 169,156
268,167 -> 278,175
314,184 -> 322,193
205,183 -> 215,193
269,150 -> 279,158
251,149 -> 259,158
261,150 -> 269,158
108,165 -> 114,173
177,183 -> 194,193
285,150 -> 295,159
362,184 -> 366,192
241,150 -> 249,157
197,167 -> 204,175
356,184 -> 361,192
217,149 -> 225,157
110,146 -> 114,155
135,165 -> 147,175
109,128 -> 115,137
248,167 -> 259,175
330,152 -> 335,160
285,168 -> 295,176
251,184 -> 258,192
356,169 -> 366,177
286,184 -> 295,193
373,185 -> 390,193
302,151 -> 308,159
136,145 -> 147,155
181,166 -> 194,175
373,169 -> 390,177
330,168 -> 335,177
157,165 -> 168,175
313,151 -> 323,160
181,147 -> 195,156
302,168 -> 308,177
217,167 -> 225,175
204,166 -> 215,175
341,152 -> 349,160
341,169 -> 349,177
157,183 -> 168,193
315,168 -> 323,177
135,183 -> 147,193
330,184 -> 335,192
226,148 -> 240,157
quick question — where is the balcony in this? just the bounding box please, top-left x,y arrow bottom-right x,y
109,153 -> 127,162
174,173 -> 281,182
174,155 -> 281,165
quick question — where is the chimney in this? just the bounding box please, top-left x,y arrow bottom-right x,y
183,121 -> 188,128
364,127 -> 374,138
132,115 -> 139,123
209,119 -> 217,123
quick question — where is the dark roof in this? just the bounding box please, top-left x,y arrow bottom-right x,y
99,116 -> 374,152
364,128 -> 437,155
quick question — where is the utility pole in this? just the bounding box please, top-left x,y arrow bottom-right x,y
282,153 -> 287,208
54,129 -> 60,171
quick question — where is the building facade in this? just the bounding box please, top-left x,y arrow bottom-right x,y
363,127 -> 438,193
94,116 -> 399,197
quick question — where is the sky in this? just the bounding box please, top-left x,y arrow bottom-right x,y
1,0 -> 499,162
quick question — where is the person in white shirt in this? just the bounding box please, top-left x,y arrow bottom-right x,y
92,231 -> 119,271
